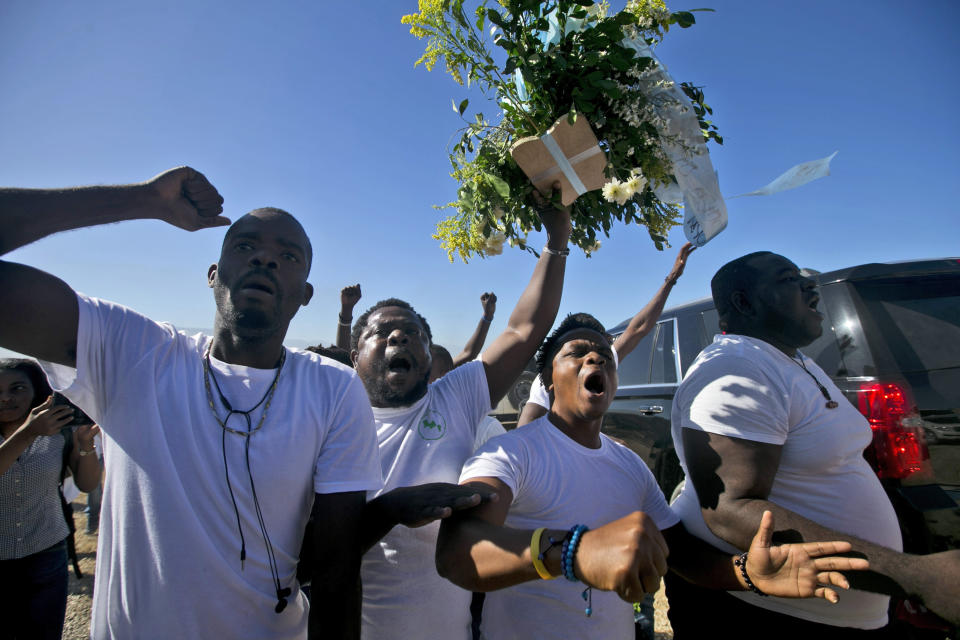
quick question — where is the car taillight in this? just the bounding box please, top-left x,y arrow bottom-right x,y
857,382 -> 932,481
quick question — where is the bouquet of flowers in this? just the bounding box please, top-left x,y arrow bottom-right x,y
403,0 -> 722,261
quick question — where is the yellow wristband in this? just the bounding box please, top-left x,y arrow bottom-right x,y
530,527 -> 557,580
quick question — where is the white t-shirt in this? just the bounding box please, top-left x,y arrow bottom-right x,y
41,294 -> 382,640
474,415 -> 506,450
671,333 -> 901,630
461,416 -> 679,640
361,360 -> 490,640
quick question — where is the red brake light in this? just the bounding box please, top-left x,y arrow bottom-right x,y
857,382 -> 932,481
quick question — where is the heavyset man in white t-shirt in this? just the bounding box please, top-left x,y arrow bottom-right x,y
436,313 -> 871,640
0,168 -> 383,639
349,203 -> 573,640
668,251 -> 960,637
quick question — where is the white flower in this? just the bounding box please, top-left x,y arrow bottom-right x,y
602,180 -> 631,206
585,239 -> 602,255
484,230 -> 506,256
625,173 -> 647,195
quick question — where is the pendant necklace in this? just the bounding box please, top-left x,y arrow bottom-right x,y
202,343 -> 292,614
788,352 -> 839,409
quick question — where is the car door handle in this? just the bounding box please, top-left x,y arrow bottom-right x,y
637,405 -> 664,415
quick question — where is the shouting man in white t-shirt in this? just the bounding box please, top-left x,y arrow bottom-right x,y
349,202 -> 572,640
435,312 -> 872,640
0,168 -> 383,639
668,251 -> 960,637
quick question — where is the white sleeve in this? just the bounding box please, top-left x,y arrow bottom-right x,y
678,355 -> 789,445
526,374 -> 550,409
460,434 -> 525,499
473,416 -> 507,451
39,293 -> 176,427
313,373 -> 383,494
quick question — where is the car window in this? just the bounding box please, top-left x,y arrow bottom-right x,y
853,276 -> 960,374
700,308 -> 720,343
617,328 -> 654,386
650,320 -> 678,384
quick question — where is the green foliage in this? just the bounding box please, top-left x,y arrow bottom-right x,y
402,0 -> 721,261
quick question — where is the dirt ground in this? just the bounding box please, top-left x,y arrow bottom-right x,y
63,501 -> 674,639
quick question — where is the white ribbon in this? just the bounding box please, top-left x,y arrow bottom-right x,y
530,144 -> 604,186
540,132 -> 589,195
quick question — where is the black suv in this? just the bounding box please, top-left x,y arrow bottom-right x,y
599,257 -> 960,631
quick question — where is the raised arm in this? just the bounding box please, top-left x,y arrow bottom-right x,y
0,167 -> 227,365
683,428 -> 960,624
451,292 -> 497,368
480,203 -> 571,406
612,242 -> 694,360
336,284 -> 362,351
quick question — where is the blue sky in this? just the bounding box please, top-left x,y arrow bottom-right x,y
2,0 -> 958,356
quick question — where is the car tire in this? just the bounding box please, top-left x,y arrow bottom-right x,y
507,371 -> 536,410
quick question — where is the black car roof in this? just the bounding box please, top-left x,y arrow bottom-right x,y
607,257 -> 960,334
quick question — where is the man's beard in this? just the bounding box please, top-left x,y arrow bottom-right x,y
214,283 -> 283,340
363,370 -> 430,408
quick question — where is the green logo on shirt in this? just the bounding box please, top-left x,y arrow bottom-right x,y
418,410 -> 446,441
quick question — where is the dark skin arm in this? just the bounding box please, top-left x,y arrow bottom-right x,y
359,483 -> 499,554
481,199 -> 571,406
612,242 -> 694,359
308,491 -> 366,639
336,284 -> 361,351
437,478 -> 866,602
683,428 -> 960,624
451,292 -> 497,368
0,167 -> 227,365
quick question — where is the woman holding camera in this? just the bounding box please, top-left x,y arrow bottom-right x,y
0,359 -> 100,640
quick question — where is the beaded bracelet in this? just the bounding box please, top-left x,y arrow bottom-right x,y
562,524 -> 588,582
734,552 -> 768,597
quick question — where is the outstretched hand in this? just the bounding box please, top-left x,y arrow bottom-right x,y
667,242 -> 695,283
143,167 -> 229,231
380,483 -> 499,529
746,510 -> 869,603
